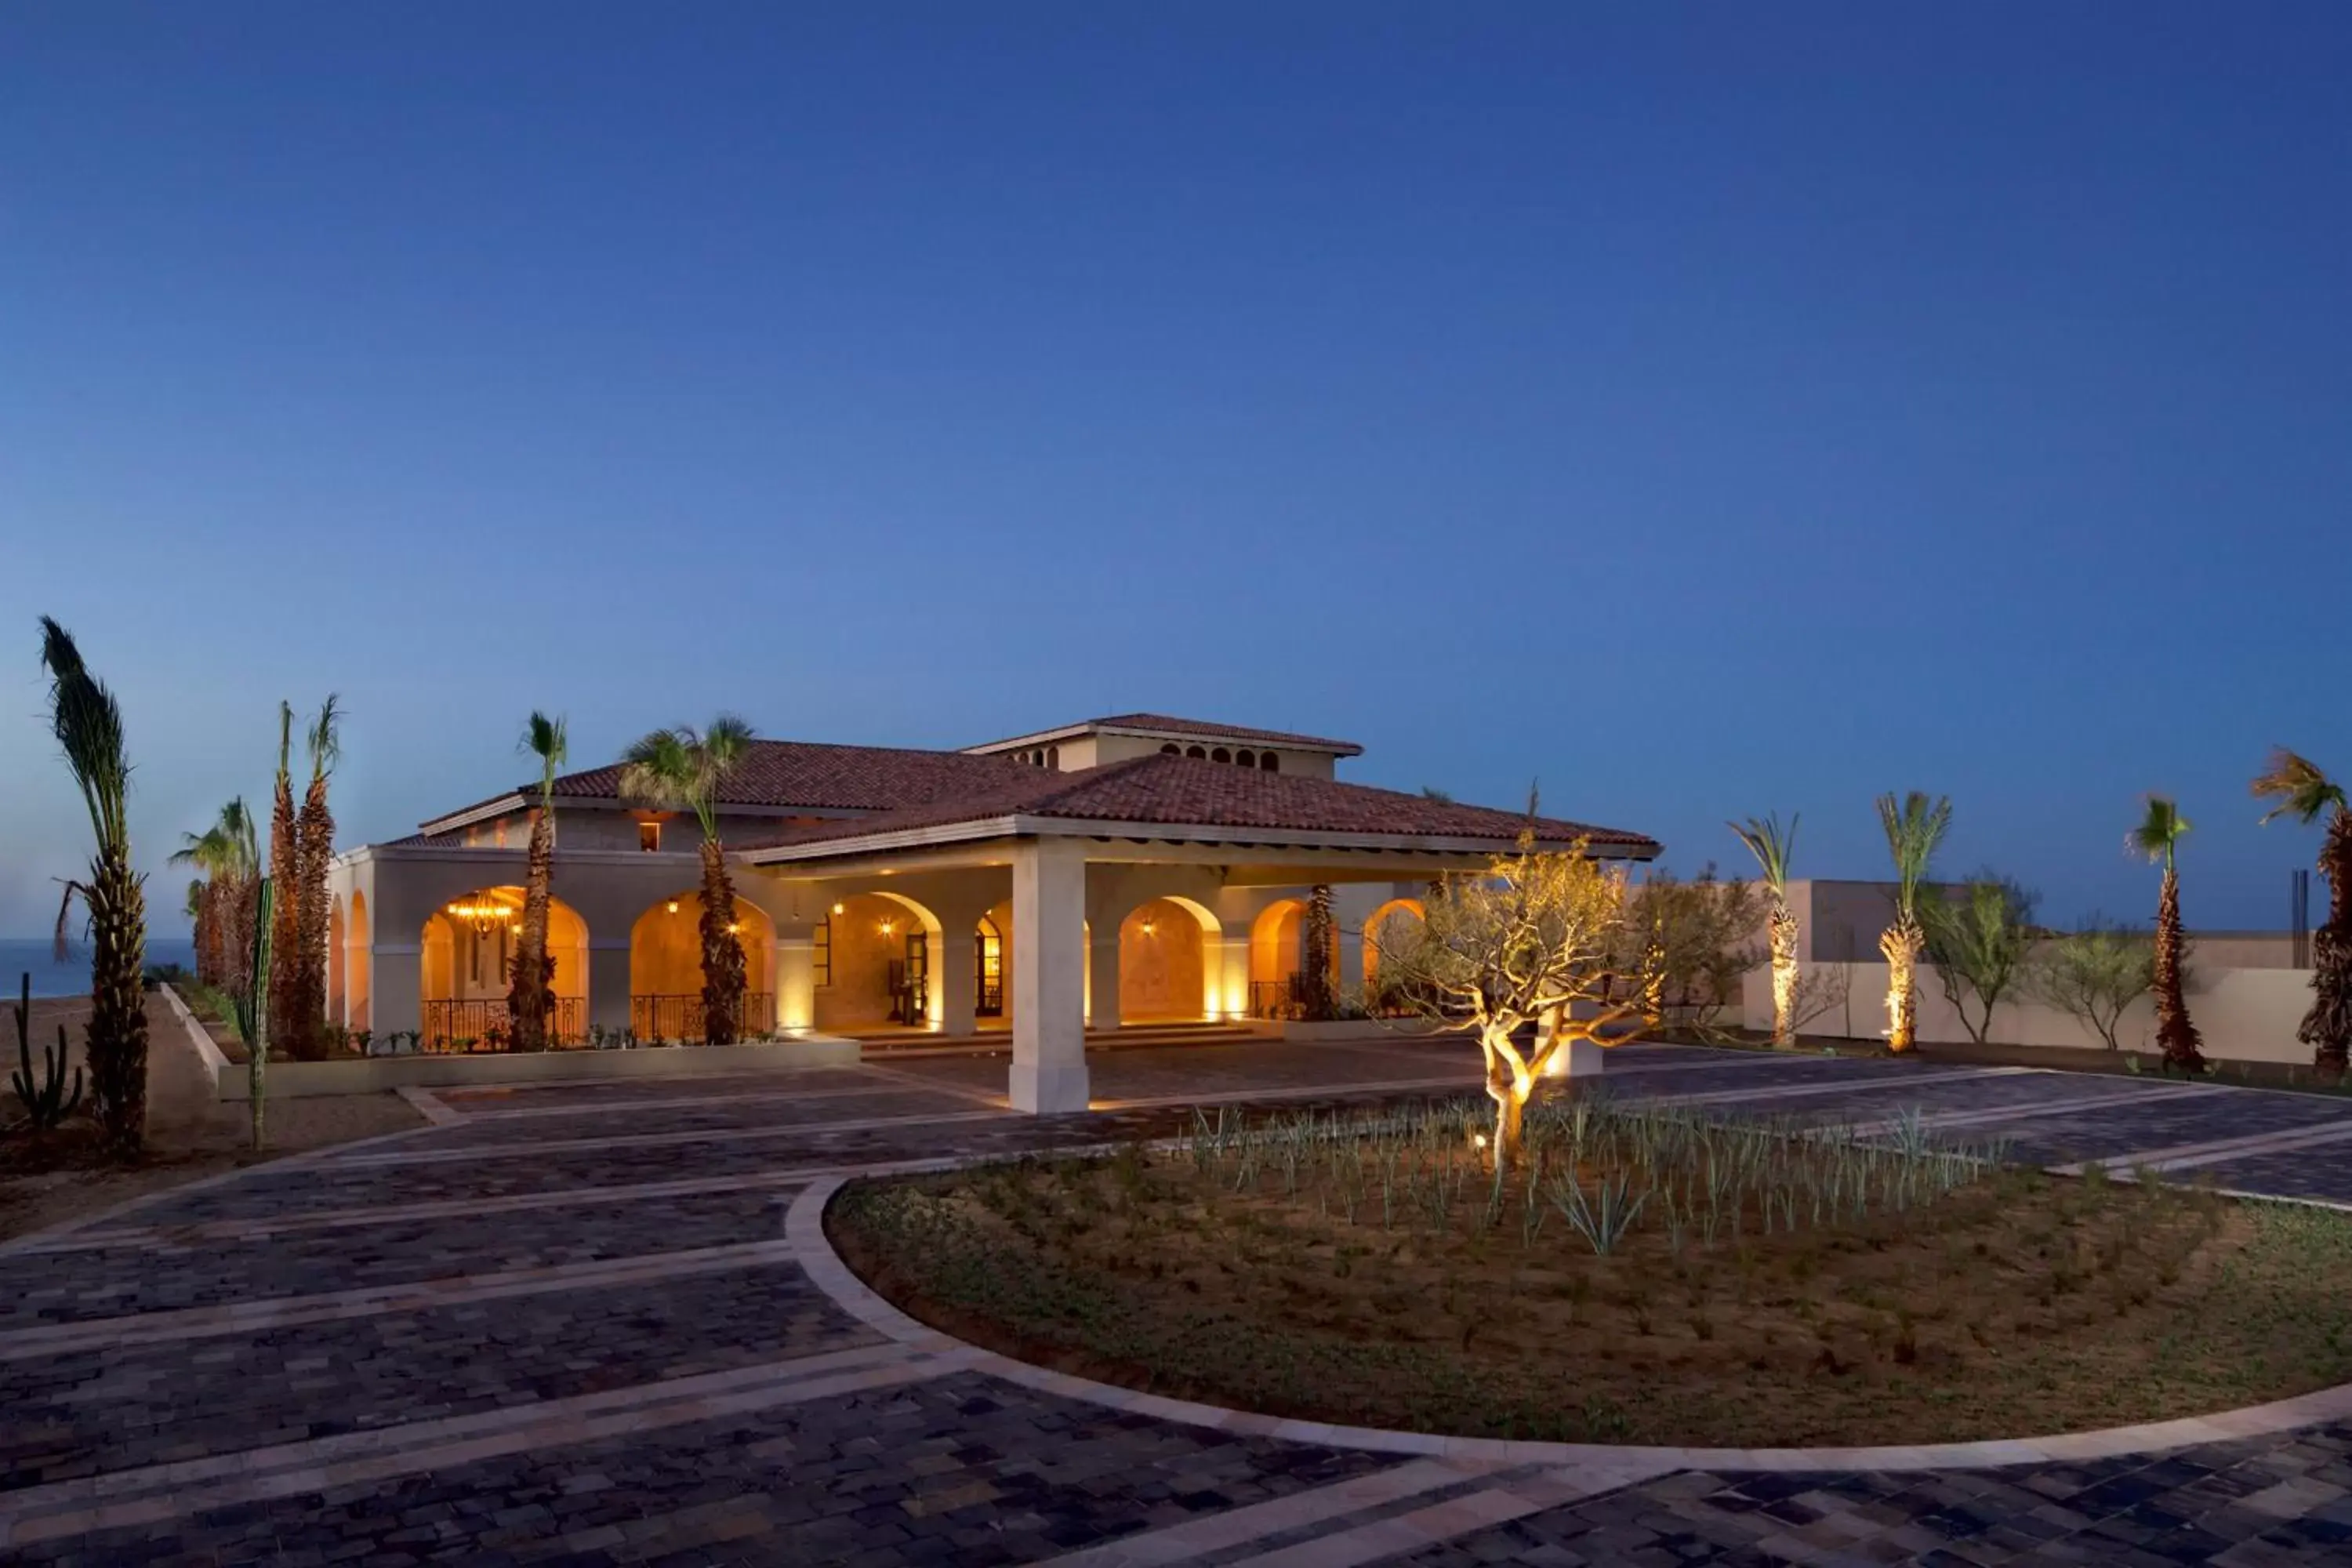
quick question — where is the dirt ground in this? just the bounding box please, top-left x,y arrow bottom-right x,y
833,1142 -> 2352,1447
1,990 -> 423,1243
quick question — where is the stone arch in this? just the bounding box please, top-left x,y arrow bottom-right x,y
1185,745 -> 1207,759
630,891 -> 777,1039
1361,897 -> 1427,986
1247,896 -> 1338,1017
421,887 -> 588,1047
1118,895 -> 1221,1022
1236,749 -> 1255,768
347,889 -> 372,1033
1210,746 -> 1231,764
815,890 -> 945,1031
1260,752 -> 1280,772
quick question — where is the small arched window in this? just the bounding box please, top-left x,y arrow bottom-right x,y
1160,743 -> 1180,755
1186,745 -> 1207,759
1261,752 -> 1280,772
1236,750 -> 1254,768
1211,747 -> 1231,764
1047,746 -> 1060,770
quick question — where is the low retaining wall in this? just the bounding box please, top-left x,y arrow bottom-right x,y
209,1034 -> 863,1100
1749,961 -> 2314,1062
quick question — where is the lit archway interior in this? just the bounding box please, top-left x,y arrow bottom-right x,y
347,889 -> 372,1033
1120,896 -> 1218,1022
421,887 -> 587,1045
630,892 -> 778,1036
1247,897 -> 1341,1017
811,891 -> 942,1030
1360,897 -> 1427,987
328,898 -> 347,1026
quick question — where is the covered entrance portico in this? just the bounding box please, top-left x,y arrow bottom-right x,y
742,817 -> 1644,1113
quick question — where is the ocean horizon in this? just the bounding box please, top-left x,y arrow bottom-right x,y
1,937 -> 198,999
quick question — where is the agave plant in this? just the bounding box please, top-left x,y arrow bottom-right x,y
509,710 -> 568,1052
1874,792 -> 1951,1052
2253,750 -> 2352,1076
2129,796 -> 2207,1076
40,617 -> 147,1157
620,716 -> 755,1045
1729,812 -> 1800,1046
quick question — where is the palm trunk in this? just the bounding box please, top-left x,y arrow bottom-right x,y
191,882 -> 218,988
2303,808 -> 2352,1076
698,838 -> 747,1045
85,841 -> 148,1158
1768,901 -> 1799,1047
220,873 -> 257,1007
1301,885 -> 1336,1020
267,770 -> 302,1062
510,807 -> 556,1051
1880,917 -> 1922,1051
2154,865 -> 2207,1075
294,774 -> 334,1058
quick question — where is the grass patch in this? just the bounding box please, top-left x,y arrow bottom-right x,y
829,1096 -> 2352,1446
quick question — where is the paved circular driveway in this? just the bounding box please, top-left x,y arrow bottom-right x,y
6,1039 -> 2352,1566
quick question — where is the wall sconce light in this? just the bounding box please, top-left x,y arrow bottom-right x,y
666,899 -> 680,915
832,902 -> 845,916
1140,920 -> 1156,936
879,919 -> 897,938
726,921 -> 742,935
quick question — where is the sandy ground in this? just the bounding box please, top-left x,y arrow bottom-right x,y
1,991 -> 423,1243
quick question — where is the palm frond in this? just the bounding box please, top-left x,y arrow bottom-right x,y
307,694 -> 343,779
1728,812 -> 1798,892
702,713 -> 757,775
39,616 -> 131,851
2128,795 -> 2190,865
522,710 -> 570,811
1875,792 -> 1951,913
2252,747 -> 2345,826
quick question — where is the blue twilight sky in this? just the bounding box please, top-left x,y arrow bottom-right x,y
2,3 -> 2347,938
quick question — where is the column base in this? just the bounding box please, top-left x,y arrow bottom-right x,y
1541,1035 -> 1606,1080
1008,1062 -> 1091,1114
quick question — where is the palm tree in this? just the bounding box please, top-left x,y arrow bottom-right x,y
292,696 -> 341,1058
39,617 -> 147,1157
2129,796 -> 2207,1076
266,702 -> 303,1060
620,716 -> 756,1045
1730,812 -> 1801,1047
508,711 -> 568,1052
171,798 -> 261,989
1875,791 -> 1951,1053
2253,750 -> 2352,1076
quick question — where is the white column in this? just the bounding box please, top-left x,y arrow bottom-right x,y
938,924 -> 977,1038
588,938 -> 633,1035
1011,840 -> 1088,1112
776,927 -> 815,1033
1338,928 -> 1365,1004
1087,931 -> 1121,1030
371,942 -> 422,1040
1214,935 -> 1248,1021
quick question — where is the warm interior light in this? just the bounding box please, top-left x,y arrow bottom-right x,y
666,899 -> 680,915
831,902 -> 845,916
1140,920 -> 1156,936
879,919 -> 897,938
727,921 -> 742,935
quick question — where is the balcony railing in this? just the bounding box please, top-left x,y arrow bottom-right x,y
630,993 -> 775,1043
420,996 -> 586,1052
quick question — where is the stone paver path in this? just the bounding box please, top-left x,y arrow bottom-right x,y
9,1038 -> 2352,1565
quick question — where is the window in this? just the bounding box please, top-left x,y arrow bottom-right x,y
1047,745 -> 1060,769
1261,752 -> 1279,772
1186,745 -> 1207,759
1160,743 -> 1180,755
1236,750 -> 1254,768
493,818 -> 509,848
638,821 -> 662,852
813,916 -> 831,987
1210,747 -> 1231,764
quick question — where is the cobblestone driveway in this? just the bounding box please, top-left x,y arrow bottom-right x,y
7,1039 -> 2352,1565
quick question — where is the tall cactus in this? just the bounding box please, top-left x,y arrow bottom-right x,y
9,973 -> 85,1131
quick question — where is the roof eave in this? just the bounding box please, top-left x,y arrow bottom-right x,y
742,812 -> 1657,866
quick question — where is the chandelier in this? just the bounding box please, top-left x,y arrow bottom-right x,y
445,895 -> 517,938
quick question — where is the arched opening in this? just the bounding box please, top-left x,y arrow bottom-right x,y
630,892 -> 777,1040
1361,897 -> 1428,991
1261,752 -> 1280,772
1210,747 -> 1231,764
812,891 -> 944,1031
975,913 -> 1004,1018
1185,745 -> 1207,759
1120,896 -> 1220,1022
1160,743 -> 1180,755
347,890 -> 372,1033
1236,749 -> 1255,768
421,887 -> 588,1049
1247,896 -> 1338,1018
327,897 -> 347,1031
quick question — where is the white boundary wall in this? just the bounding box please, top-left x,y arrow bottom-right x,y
1746,963 -> 2314,1062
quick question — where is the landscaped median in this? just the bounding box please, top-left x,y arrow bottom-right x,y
824,1094 -> 2352,1450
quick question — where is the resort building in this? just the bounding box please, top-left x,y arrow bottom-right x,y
326,713 -> 1659,1109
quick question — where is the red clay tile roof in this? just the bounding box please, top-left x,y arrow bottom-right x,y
421,741 -> 1041,829
742,754 -> 1657,857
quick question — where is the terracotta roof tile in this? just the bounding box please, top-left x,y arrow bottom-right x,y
743,754 -> 1657,856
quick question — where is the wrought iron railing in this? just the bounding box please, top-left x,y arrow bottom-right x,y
630,993 -> 775,1043
1247,978 -> 1305,1020
420,996 -> 586,1052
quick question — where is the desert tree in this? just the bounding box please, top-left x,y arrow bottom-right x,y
1625,866 -> 1762,1033
2252,749 -> 2352,1076
2027,917 -> 2154,1052
1729,812 -> 1800,1046
620,716 -> 756,1044
2129,796 -> 2208,1076
292,695 -> 341,1058
1875,791 -> 1951,1052
508,710 -> 568,1052
39,616 -> 148,1157
1921,873 -> 2038,1046
1372,833 -> 1657,1167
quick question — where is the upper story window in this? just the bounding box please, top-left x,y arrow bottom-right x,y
493,818 -> 509,849
813,916 -> 832,987
638,820 -> 662,852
